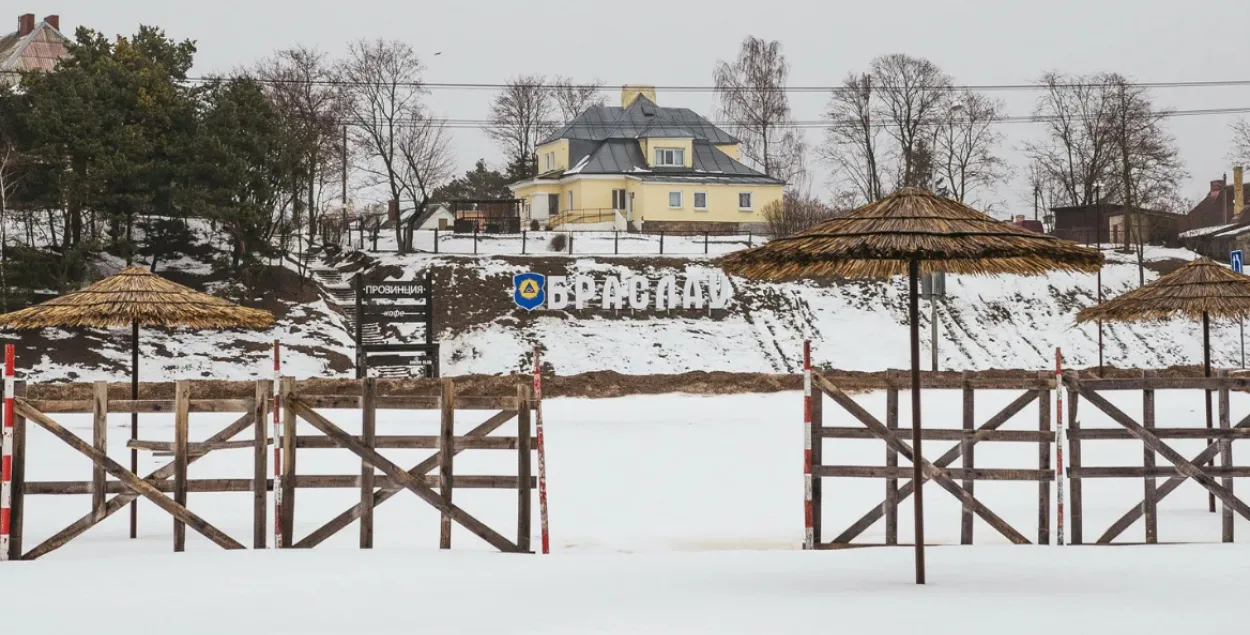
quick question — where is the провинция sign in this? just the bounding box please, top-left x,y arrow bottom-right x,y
511,272 -> 734,312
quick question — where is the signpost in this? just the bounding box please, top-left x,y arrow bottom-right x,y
1235,251 -> 1245,368
354,270 -> 439,378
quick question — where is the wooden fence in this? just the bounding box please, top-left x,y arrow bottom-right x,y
3,377 -> 536,560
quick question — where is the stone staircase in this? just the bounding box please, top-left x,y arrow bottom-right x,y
305,266 -> 427,379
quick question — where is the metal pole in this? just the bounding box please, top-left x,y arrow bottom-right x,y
1204,311 -> 1215,513
930,295 -> 939,372
355,274 -> 364,380
1096,185 -> 1104,376
130,321 -> 139,539
908,259 -> 925,585
341,125 -> 348,206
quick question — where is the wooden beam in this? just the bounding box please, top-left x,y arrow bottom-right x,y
91,382 -> 108,522
826,387 -> 1039,545
810,382 -> 823,546
1067,372 -> 1083,545
280,377 -> 297,547
1142,374 -> 1157,544
173,381 -> 190,553
961,372 -> 974,545
14,400 -> 244,551
814,374 -> 1031,544
8,382 -> 26,560
1072,379 -> 1250,524
25,475 -> 534,494
252,381 -> 270,549
360,378 -> 376,550
819,428 -> 1052,442
293,436 -> 524,450
19,411 -> 255,560
1076,377 -> 1250,391
288,399 -> 520,552
440,379 -> 455,550
1037,373 -> 1051,545
815,466 -> 1053,480
292,409 -> 519,549
1068,428 -> 1250,440
517,385 -> 532,553
885,375 -> 898,546
1220,370 -> 1234,543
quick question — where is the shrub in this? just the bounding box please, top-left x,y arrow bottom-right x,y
548,233 -> 568,252
763,192 -> 844,238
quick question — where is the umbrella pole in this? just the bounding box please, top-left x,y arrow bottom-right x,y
909,259 -> 925,585
1204,311 -> 1215,513
130,321 -> 139,539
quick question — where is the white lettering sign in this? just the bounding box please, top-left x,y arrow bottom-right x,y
520,272 -> 734,312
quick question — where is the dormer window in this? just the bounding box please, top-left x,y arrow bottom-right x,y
654,148 -> 684,167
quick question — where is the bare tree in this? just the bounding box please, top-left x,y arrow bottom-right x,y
396,111 -> 454,251
1229,119 -> 1250,168
339,38 -> 428,253
1107,74 -> 1184,253
1023,158 -> 1067,232
762,191 -> 843,237
713,36 -> 806,186
870,54 -> 952,188
933,91 -> 1007,205
487,75 -> 554,180
1023,72 -> 1120,207
821,73 -> 884,205
548,76 -> 605,123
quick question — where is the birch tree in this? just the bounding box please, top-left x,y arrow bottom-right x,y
713,36 -> 806,186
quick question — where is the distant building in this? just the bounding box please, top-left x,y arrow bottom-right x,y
1011,215 -> 1045,233
508,85 -> 784,233
0,14 -> 70,86
1179,168 -> 1250,260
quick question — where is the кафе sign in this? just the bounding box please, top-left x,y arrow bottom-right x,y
512,272 -> 734,311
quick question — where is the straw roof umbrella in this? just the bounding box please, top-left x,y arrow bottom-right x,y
721,187 -> 1103,584
1076,257 -> 1250,511
0,265 -> 274,536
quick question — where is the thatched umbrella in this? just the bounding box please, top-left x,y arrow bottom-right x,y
1076,257 -> 1250,512
720,187 -> 1103,584
0,265 -> 274,536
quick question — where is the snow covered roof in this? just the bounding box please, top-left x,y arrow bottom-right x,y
1180,223 -> 1236,239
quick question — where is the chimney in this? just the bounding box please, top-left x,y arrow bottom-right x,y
1211,179 -> 1226,199
1014,215 -> 1025,223
620,85 -> 657,108
18,13 -> 35,36
42,15 -> 59,31
1236,167 -> 1245,219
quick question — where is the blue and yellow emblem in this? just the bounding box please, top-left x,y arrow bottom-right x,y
513,273 -> 546,311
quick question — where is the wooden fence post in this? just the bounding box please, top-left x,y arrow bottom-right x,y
1068,370 -> 1083,545
885,370 -> 899,546
961,371 -> 974,545
517,385 -> 532,553
8,381 -> 25,560
1219,370 -> 1233,543
280,377 -> 297,547
173,381 -> 190,552
92,381 -> 108,522
253,380 -> 270,549
360,377 -> 377,549
440,379 -> 455,549
810,378 -> 823,546
1143,371 -> 1158,544
1037,373 -> 1051,545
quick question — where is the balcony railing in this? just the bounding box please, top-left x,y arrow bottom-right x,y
547,208 -> 624,228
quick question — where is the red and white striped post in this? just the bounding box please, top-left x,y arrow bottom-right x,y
1,345 -> 15,561
803,340 -> 814,551
272,340 -> 282,549
1055,347 -> 1066,546
533,347 -> 550,554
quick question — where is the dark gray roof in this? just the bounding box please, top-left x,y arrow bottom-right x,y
635,174 -> 782,185
541,96 -> 739,145
562,139 -> 782,185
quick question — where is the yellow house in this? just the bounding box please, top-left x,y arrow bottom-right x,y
508,85 -> 784,233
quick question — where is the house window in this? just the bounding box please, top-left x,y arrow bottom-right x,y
612,189 -> 627,210
655,148 -> 685,167
567,191 -> 574,211
694,192 -> 708,210
739,192 -> 754,210
669,191 -> 683,208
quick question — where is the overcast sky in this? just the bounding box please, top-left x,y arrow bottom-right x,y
20,0 -> 1250,215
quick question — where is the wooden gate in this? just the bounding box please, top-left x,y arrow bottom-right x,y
1063,370 -> 1250,544
811,371 -> 1055,547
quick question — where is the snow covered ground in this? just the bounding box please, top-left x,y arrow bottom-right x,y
364,228 -> 758,257
1,391 -> 1246,633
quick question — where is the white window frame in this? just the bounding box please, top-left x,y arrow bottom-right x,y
738,192 -> 754,210
655,147 -> 685,167
693,192 -> 708,211
668,191 -> 683,208
612,189 -> 627,210
567,191 -> 574,211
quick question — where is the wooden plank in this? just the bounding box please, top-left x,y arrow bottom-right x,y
173,381 -> 190,552
961,372 -> 974,545
1220,370 -> 1234,543
885,377 -> 898,546
815,466 -> 1053,480
1071,379 -> 1250,524
874,376 -> 1053,390
91,382 -> 108,522
810,382 -> 823,546
517,386 -> 532,553
1068,372 -> 1083,545
253,381 -> 270,549
8,382 -> 26,560
287,398 -> 521,552
1143,373 -> 1157,544
129,439 -> 264,452
280,377 -> 297,548
14,400 -> 244,551
293,436 -> 524,450
827,387 -> 1039,545
25,475 -> 536,494
819,428 -> 1052,442
1038,376 -> 1051,545
292,409 -> 520,549
373,396 -> 439,410
814,375 -> 1031,544
440,379 -> 455,549
361,378 -> 376,550
1077,377 -> 1250,391
20,411 -> 255,560
1069,428 -> 1250,440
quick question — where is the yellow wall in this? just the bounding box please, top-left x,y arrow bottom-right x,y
511,176 -> 781,224
714,144 -> 742,161
640,138 -> 694,168
535,139 -> 570,172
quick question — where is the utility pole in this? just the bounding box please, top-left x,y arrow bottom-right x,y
1095,182 -> 1104,377
342,124 -> 348,206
